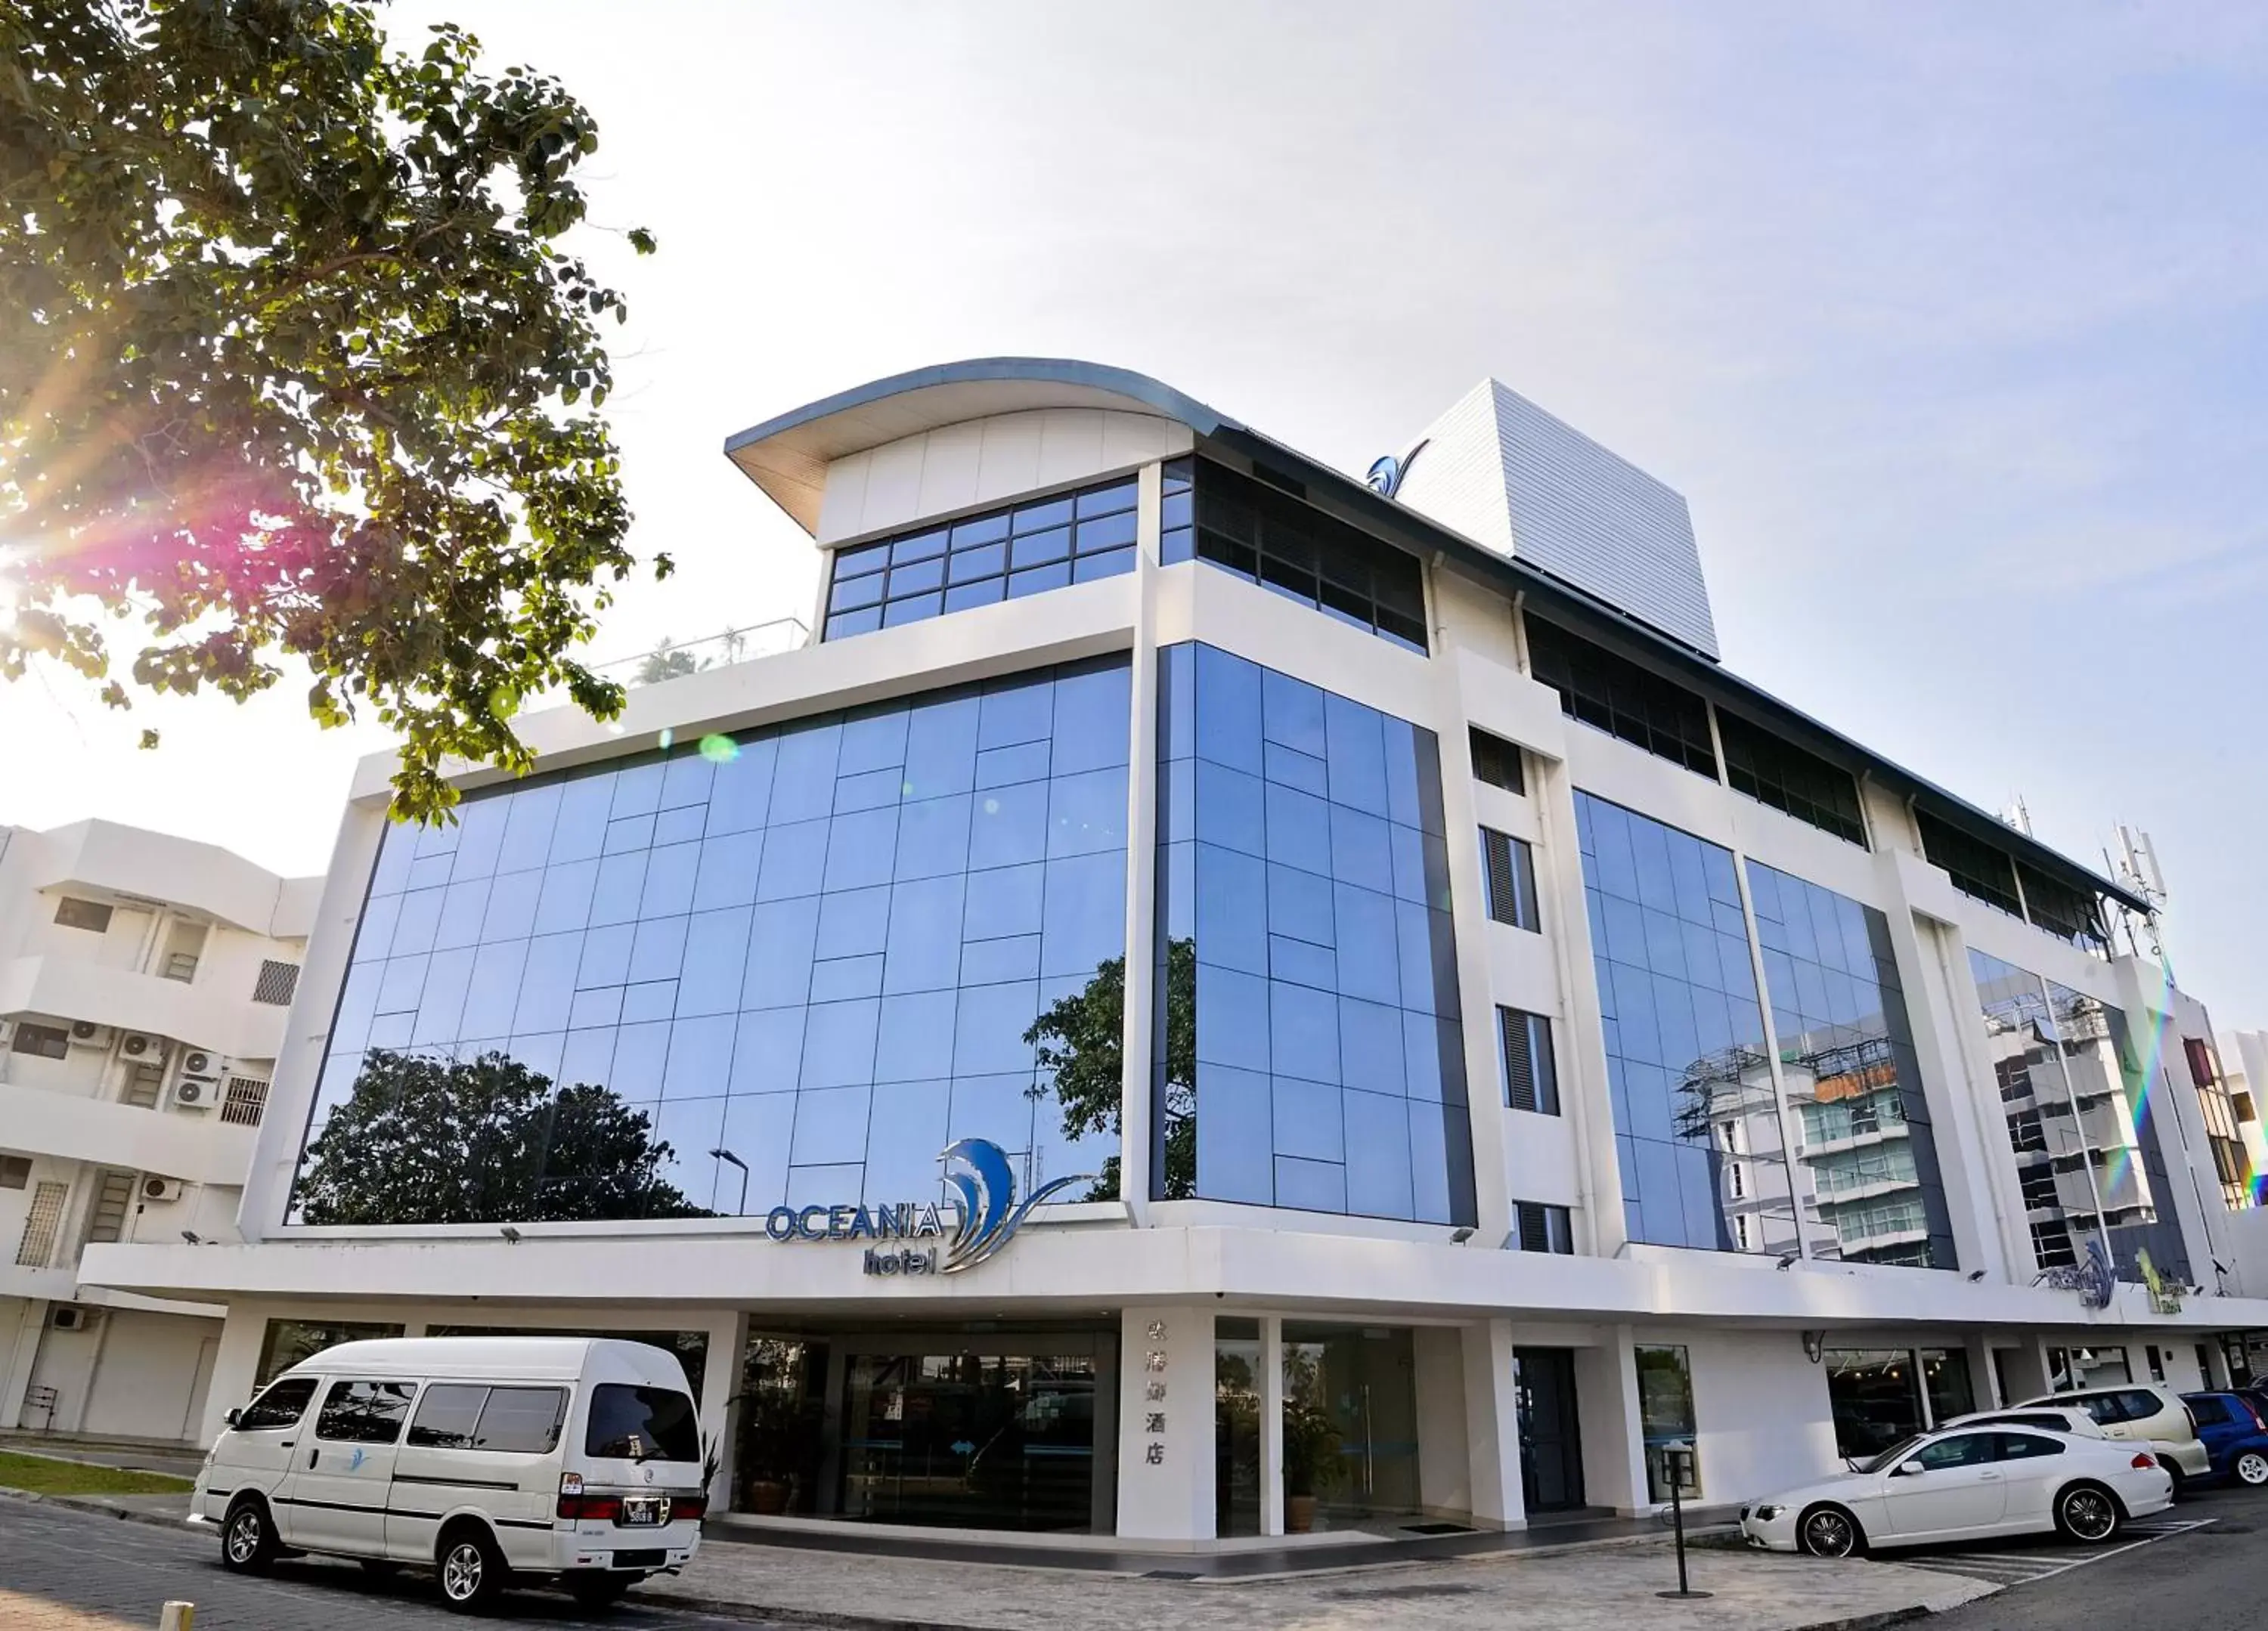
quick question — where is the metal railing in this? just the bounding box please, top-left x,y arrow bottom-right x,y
587,617 -> 810,692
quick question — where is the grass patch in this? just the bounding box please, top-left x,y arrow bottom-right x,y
0,1450 -> 194,1496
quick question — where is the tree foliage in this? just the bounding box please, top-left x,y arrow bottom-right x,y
294,1048 -> 705,1224
0,0 -> 662,819
1024,938 -> 1196,1201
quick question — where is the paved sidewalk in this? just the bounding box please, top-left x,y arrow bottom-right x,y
640,1533 -> 1994,1631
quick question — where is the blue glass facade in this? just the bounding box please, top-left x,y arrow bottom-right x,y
1155,643 -> 1475,1225
1747,860 -> 1957,1270
295,658 -> 1132,1222
1576,792 -> 1799,1255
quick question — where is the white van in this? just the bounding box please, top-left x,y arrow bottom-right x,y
191,1336 -> 706,1612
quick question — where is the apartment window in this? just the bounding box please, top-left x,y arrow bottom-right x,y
9,1023 -> 69,1060
1715,709 -> 1867,848
252,960 -> 301,1007
2008,1110 -> 2046,1153
1468,727 -> 1526,795
82,1170 -> 135,1246
2030,1219 -> 2077,1270
1514,1200 -> 1575,1255
1915,810 -> 2022,917
1524,614 -> 1718,778
1166,457 -> 1430,653
2019,1167 -> 2059,1212
121,1062 -> 164,1110
2183,1037 -> 2219,1090
15,1181 -> 67,1268
822,472 -> 1138,640
159,919 -> 208,983
1481,828 -> 1541,931
1499,1006 -> 1559,1115
220,1076 -> 270,1128
53,897 -> 113,933
0,1156 -> 29,1190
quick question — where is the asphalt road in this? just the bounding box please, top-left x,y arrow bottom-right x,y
1922,1483 -> 2264,1631
0,1496 -> 799,1630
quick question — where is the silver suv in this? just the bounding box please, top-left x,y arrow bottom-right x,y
2014,1384 -> 2208,1481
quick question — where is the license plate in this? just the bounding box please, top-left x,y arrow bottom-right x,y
619,1497 -> 664,1527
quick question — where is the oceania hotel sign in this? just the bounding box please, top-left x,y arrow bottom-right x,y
764,1137 -> 1085,1277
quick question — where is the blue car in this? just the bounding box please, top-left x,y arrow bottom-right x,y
2179,1391 -> 2268,1487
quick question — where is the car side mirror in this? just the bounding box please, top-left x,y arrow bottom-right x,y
1896,1459 -> 1926,1477
224,1407 -> 242,1429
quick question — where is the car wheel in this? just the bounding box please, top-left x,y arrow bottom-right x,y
2054,1481 -> 2122,1543
2235,1450 -> 2268,1487
219,1496 -> 277,1575
565,1573 -> 637,1610
436,1525 -> 508,1614
1797,1503 -> 1864,1558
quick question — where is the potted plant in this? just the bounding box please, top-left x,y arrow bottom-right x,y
1280,1391 -> 1346,1534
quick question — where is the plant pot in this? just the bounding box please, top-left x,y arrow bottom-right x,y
745,1479 -> 789,1515
1285,1494 -> 1318,1534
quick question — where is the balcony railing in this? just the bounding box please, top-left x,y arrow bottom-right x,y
588,618 -> 810,692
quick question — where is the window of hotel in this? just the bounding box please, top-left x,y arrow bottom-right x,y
1155,642 -> 1475,1225
1468,727 -> 1526,795
1746,860 -> 1957,1271
1161,457 -> 1429,654
1715,710 -> 1867,848
9,1023 -> 68,1060
1524,616 -> 1718,778
0,1156 -> 28,1189
1514,1200 -> 1574,1254
1481,829 -> 1540,931
821,475 -> 1138,641
1916,810 -> 2022,917
1576,792 -> 1798,1256
295,658 -> 1132,1225
53,897 -> 113,933
1498,1007 -> 1558,1115
2016,863 -> 2110,956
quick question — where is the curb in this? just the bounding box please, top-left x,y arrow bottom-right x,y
1789,1611 -> 1934,1631
0,1487 -> 191,1533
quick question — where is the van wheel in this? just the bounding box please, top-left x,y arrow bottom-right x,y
2054,1481 -> 2122,1543
436,1524 -> 508,1614
2235,1450 -> 2268,1487
219,1496 -> 277,1574
566,1573 -> 635,1610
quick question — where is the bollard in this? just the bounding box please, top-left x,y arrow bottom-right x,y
157,1603 -> 195,1631
1654,1443 -> 1712,1602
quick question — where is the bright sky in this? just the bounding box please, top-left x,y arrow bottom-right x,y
4,2 -> 2263,1023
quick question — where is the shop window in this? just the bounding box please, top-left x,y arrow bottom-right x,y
1825,1348 -> 1925,1461
1215,1317 -> 1263,1537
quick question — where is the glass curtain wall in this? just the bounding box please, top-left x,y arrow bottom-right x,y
1746,861 -> 1958,1270
1215,1317 -> 1263,1537
1154,643 -> 1475,1224
1575,792 -> 1797,1255
294,658 -> 1131,1224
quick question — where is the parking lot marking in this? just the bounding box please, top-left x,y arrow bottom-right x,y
1898,1518 -> 2213,1589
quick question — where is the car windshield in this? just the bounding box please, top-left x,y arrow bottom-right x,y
584,1383 -> 699,1463
1857,1434 -> 1929,1475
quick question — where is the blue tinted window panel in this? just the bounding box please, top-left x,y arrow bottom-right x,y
962,861 -> 1044,942
1193,760 -> 1266,857
947,512 -> 1007,547
950,542 -> 1005,583
729,1007 -> 804,1094
890,528 -> 950,563
742,898 -> 820,1010
1007,562 -> 1070,599
1343,1088 -> 1416,1221
952,981 -> 1040,1077
823,807 -> 899,893
883,593 -> 941,627
1040,852 -> 1125,980
838,707 -> 910,776
962,936 -> 1041,986
947,1072 -> 1039,1158
639,844 -> 699,919
1263,782 -> 1332,876
621,980 -> 677,1024
1275,1156 -> 1347,1215
756,819 -> 831,902
1272,1075 -> 1344,1162
1194,645 -> 1263,774
1270,982 -> 1340,1085
692,832 -> 764,911
705,740 -> 778,837
1196,965 -> 1272,1072
863,1081 -> 953,1203
654,806 -> 705,848
790,1085 -> 873,1168
827,605 -> 883,639
1076,481 -> 1138,518
976,741 -> 1052,789
808,954 -> 883,1004
662,1015 -> 735,1101
1073,546 -> 1134,583
1075,509 -> 1138,552
678,908 -> 752,1017
389,889 -> 443,958
1269,935 -> 1336,992
577,922 -> 634,989
1194,846 -> 1268,976
1339,998 -> 1406,1097
1194,1066 -> 1273,1204
944,578 -> 1005,613
895,795 -> 972,881
873,992 -> 957,1084
567,982 -> 624,1034
1015,497 -> 1074,534
888,556 -> 945,597
1334,882 -> 1403,1007
968,780 -> 1049,871
835,540 -> 890,577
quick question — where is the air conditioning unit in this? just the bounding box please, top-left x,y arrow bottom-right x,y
172,1075 -> 214,1110
49,1305 -> 95,1332
120,1032 -> 163,1061
179,1048 -> 219,1078
69,1020 -> 112,1048
141,1176 -> 185,1203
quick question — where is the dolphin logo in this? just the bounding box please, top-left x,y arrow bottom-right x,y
937,1138 -> 1088,1274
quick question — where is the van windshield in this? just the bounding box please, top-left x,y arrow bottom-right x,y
585,1383 -> 699,1463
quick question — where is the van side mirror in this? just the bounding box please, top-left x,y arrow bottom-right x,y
223,1407 -> 242,1429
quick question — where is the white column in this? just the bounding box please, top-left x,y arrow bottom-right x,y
195,1303 -> 271,1446
1118,461 -> 1163,1221
0,1298 -> 46,1429
1114,1306 -> 1214,1543
1259,1316 -> 1284,1537
1462,1318 -> 1526,1530
701,1311 -> 748,1509
1576,1324 -> 1649,1515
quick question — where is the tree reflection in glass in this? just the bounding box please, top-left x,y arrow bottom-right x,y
1024,939 -> 1194,1200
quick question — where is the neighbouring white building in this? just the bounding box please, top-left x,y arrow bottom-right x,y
0,821 -> 318,1444
82,360 -> 2268,1546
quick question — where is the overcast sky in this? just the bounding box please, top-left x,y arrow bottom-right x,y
5,1 -> 2263,1022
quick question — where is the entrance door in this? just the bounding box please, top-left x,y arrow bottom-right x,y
1514,1348 -> 1585,1514
838,1351 -> 1099,1531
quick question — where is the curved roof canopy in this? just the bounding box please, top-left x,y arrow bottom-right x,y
721,357 -> 2146,916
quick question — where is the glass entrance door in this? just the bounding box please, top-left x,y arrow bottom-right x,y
838,1351 -> 1098,1531
1281,1323 -> 1420,1530
1513,1347 -> 1585,1513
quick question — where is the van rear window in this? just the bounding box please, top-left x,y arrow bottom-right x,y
585,1384 -> 699,1462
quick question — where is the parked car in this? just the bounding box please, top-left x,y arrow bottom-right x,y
1941,1406 -> 2108,1440
2012,1385 -> 2210,1484
2180,1391 -> 2268,1487
192,1336 -> 705,1613
1740,1425 -> 2172,1557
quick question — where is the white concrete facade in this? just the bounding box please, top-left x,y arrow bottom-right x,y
80,364 -> 2268,1540
0,820 -> 316,1444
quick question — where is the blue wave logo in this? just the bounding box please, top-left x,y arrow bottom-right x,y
937,1137 -> 1088,1274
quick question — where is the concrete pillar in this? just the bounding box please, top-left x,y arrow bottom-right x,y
1118,463 -> 1163,1221
194,1304 -> 271,1447
1114,1306 -> 1214,1543
1461,1318 -> 1526,1530
0,1299 -> 46,1430
1994,1339 -> 2051,1405
700,1311 -> 748,1510
1963,1333 -> 2000,1410
1257,1317 -> 1285,1536
1576,1324 -> 1649,1515
1413,1325 -> 1472,1520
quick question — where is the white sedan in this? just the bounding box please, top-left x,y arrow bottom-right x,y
1740,1424 -> 2172,1558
